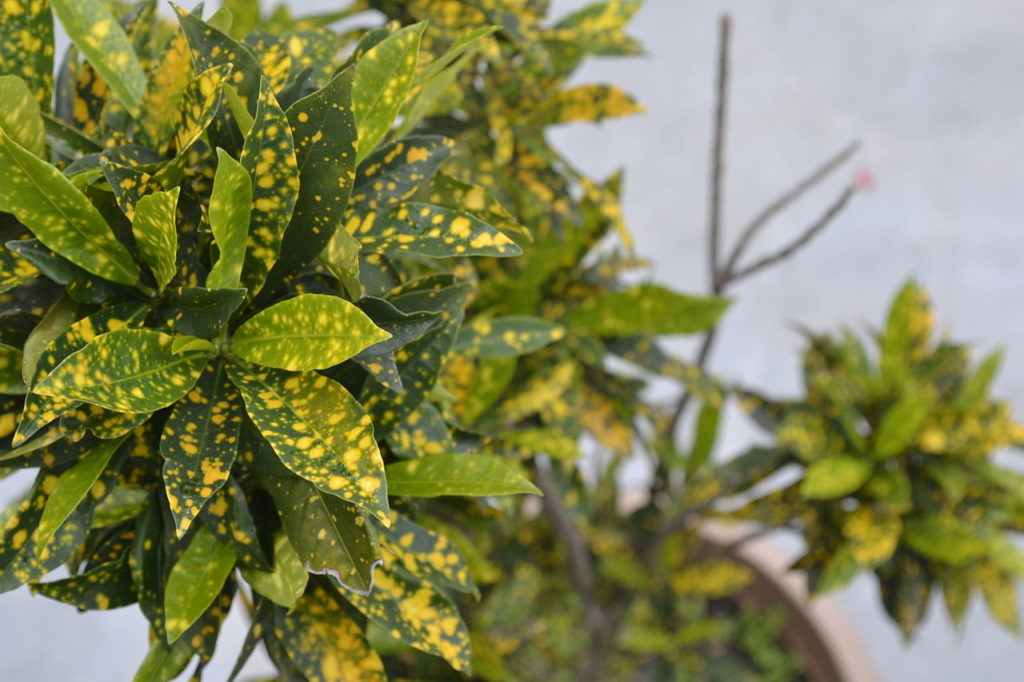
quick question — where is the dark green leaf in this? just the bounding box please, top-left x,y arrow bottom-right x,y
454,316 -> 564,358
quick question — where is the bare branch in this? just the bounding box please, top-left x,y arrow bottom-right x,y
725,184 -> 856,286
720,140 -> 861,281
708,15 -> 731,293
533,460 -> 610,678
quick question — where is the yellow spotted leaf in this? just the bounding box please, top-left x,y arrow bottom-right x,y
238,76 -> 299,299
454,316 -> 564,358
385,453 -> 541,498
207,148 -> 252,291
0,75 -> 44,157
231,293 -> 390,371
263,472 -> 381,595
276,583 -> 386,682
352,22 -> 427,164
0,131 -> 139,285
52,0 -> 146,114
342,564 -> 471,673
131,187 -> 179,292
160,361 -> 244,538
163,523 -> 236,643
33,329 -> 208,413
0,0 -> 54,111
227,363 -> 389,523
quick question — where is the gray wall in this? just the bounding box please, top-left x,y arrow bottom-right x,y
2,1 -> 1022,679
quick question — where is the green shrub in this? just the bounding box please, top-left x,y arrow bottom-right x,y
0,1 -> 1018,680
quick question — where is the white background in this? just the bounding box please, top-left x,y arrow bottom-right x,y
2,0 -> 1023,679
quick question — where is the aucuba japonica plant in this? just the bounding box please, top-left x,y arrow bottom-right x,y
0,0 -> 730,679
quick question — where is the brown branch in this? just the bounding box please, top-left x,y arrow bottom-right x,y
719,140 -> 860,282
533,460 -> 610,679
708,15 -> 731,292
724,184 -> 855,285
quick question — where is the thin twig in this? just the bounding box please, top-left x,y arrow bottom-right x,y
708,15 -> 731,292
533,459 -> 610,678
725,184 -> 855,285
720,140 -> 861,282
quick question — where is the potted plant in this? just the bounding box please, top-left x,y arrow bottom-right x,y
1,1 -> 1020,681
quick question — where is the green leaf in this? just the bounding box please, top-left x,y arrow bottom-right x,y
240,529 -> 308,608
0,75 -> 45,157
880,280 -> 932,380
174,4 -> 262,109
902,516 -> 989,567
352,22 -> 427,164
0,131 -> 139,285
31,556 -> 136,610
200,479 -> 270,571
813,545 -> 860,594
264,472 -> 381,594
567,284 -> 730,336
0,0 -> 54,111
34,329 -> 208,412
351,136 -> 454,211
321,226 -> 362,299
532,84 -> 644,126
956,348 -> 1003,409
873,387 -> 935,459
343,565 -> 471,673
393,28 -> 494,139
380,512 -> 474,594
0,342 -> 25,394
131,187 -> 179,291
133,637 -> 193,682
170,335 -> 215,355
454,316 -> 564,358
207,148 -> 252,291
163,523 -> 235,643
799,454 -> 873,499
351,202 -> 522,258
231,293 -> 390,371
387,403 -> 453,459
52,0 -> 146,114
221,83 -> 254,136
171,63 -> 233,154
263,68 -> 358,292
238,76 -> 299,299
34,434 -> 127,557
160,361 -> 244,538
276,583 -> 386,682
156,287 -> 246,339
686,401 -> 721,477
385,453 -> 541,497
227,364 -> 390,523
16,301 -> 146,445
416,171 -> 529,241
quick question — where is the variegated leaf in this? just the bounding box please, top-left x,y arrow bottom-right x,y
0,0 -> 54,111
380,512 -> 474,594
52,0 -> 146,114
227,363 -> 389,523
454,316 -> 564,358
264,472 -> 381,594
276,583 -> 386,682
350,136 -> 454,211
207,148 -> 252,291
131,187 -> 179,292
386,453 -> 541,498
263,68 -> 358,292
238,77 -> 300,299
352,22 -> 427,164
342,564 -> 471,673
350,202 -> 522,258
163,523 -> 236,643
0,75 -> 45,157
0,131 -> 139,285
33,329 -> 208,413
160,361 -> 244,538
231,293 -> 390,371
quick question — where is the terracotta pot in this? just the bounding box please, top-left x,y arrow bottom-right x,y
699,522 -> 878,682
